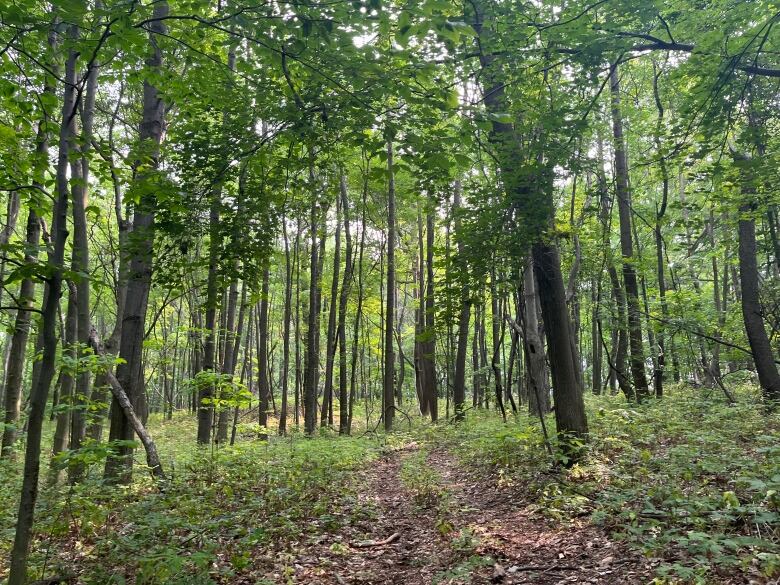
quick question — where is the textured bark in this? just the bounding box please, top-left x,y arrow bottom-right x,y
1,209 -> 41,455
422,206 -> 438,420
533,243 -> 589,442
735,151 -> 780,401
105,2 -> 168,483
321,196 -> 341,427
383,139 -> 396,431
610,66 -> 649,399
337,174 -> 353,434
280,220 -> 292,435
303,165 -> 320,435
523,258 -> 550,416
8,23 -> 74,584
452,181 -> 470,420
258,265 -> 271,437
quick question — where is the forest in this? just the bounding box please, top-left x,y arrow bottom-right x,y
0,0 -> 779,583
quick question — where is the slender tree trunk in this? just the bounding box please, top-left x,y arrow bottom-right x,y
348,171 -> 368,433
8,23 -> 74,583
304,162 -> 320,434
1,205 -> 42,456
452,181 -> 470,419
383,139 -> 396,431
422,205 -> 438,420
258,264 -> 271,437
321,196 -> 341,427
216,278 -> 240,443
591,277 -> 603,394
337,174 -> 353,434
490,268 -> 506,421
610,66 -> 649,399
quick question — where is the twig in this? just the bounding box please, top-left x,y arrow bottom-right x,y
350,532 -> 400,548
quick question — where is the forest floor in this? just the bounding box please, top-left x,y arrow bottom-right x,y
294,443 -> 655,585
2,387 -> 780,584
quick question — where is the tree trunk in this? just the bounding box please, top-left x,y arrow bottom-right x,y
452,181 -> 470,420
1,210 -> 41,456
8,23 -> 74,584
105,2 -> 168,483
422,205 -> 438,420
383,139 -> 396,431
533,243 -> 589,443
258,265 -> 271,437
304,163 -> 320,435
321,195 -> 341,427
610,66 -> 649,400
337,173 -> 353,434
737,187 -> 780,401
523,257 -> 550,416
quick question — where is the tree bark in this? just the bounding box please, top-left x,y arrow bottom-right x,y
383,139 -> 396,431
258,264 -> 271,437
610,66 -> 649,400
105,1 -> 168,483
321,195 -> 341,427
8,23 -> 75,584
337,173 -> 353,434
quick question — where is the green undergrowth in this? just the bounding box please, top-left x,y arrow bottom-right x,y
0,416 -> 385,584
430,385 -> 780,584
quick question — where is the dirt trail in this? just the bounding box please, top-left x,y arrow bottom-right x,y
294,445 -> 654,585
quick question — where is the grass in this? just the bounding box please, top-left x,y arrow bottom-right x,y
433,384 -> 780,584
0,413 -> 385,584
2,386 -> 779,584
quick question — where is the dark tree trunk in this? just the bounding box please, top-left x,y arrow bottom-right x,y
8,23 -> 74,583
533,243 -> 589,443
321,196 -> 341,427
610,66 -> 649,400
452,181 -> 470,420
383,139 -> 396,431
337,174 -> 353,434
105,2 -> 168,483
738,199 -> 780,401
303,164 -> 320,435
258,265 -> 271,437
422,205 -> 438,420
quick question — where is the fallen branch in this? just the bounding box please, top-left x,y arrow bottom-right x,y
87,326 -> 166,481
349,532 -> 400,548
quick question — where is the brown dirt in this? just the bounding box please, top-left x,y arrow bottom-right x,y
292,445 -> 657,585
